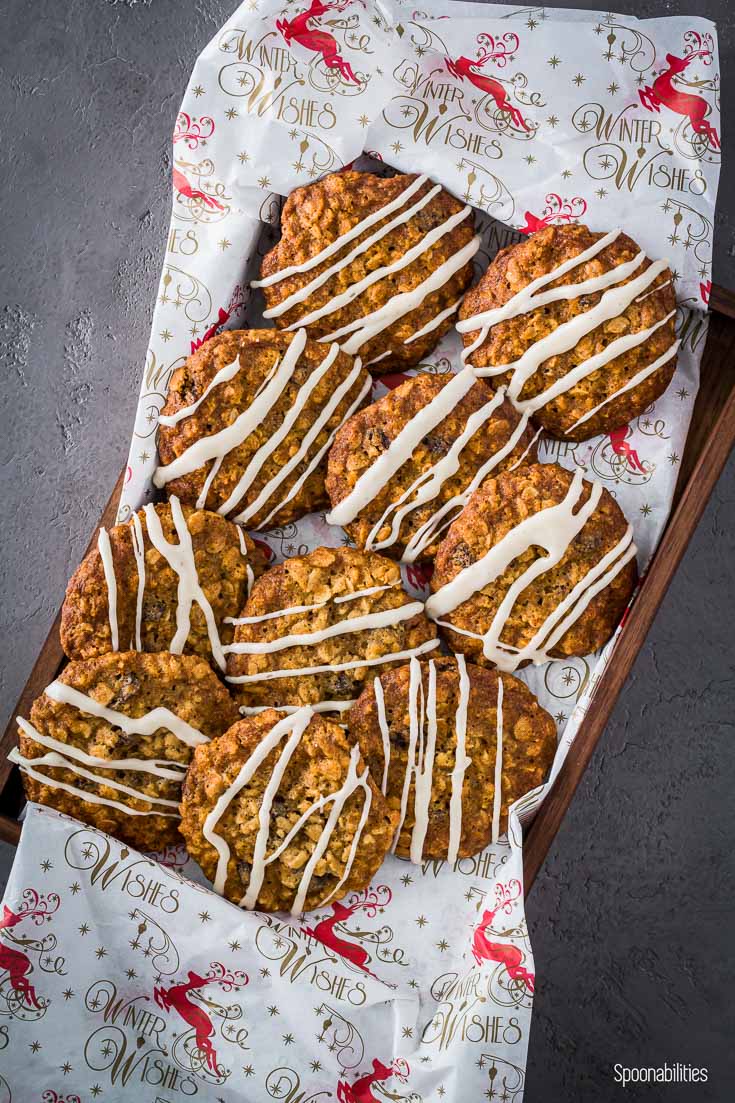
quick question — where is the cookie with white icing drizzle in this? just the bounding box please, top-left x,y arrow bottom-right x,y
61,498 -> 266,673
256,171 -> 479,372
155,329 -> 372,527
349,656 -> 556,861
325,370 -> 537,563
458,224 -> 678,441
426,463 -> 638,672
225,546 -> 441,710
179,707 -> 397,913
10,651 -> 238,851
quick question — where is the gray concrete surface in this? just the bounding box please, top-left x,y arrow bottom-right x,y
0,1 -> 732,1099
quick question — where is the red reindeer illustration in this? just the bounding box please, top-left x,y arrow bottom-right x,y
172,167 -> 225,211
608,425 -> 646,474
276,0 -> 364,86
445,33 -> 530,133
337,1057 -> 409,1103
302,886 -> 392,983
639,32 -> 720,150
153,961 -> 247,1075
518,194 -> 588,235
0,889 -> 60,1011
470,880 -> 534,992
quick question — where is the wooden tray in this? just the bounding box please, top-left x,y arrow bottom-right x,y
2,286 -> 735,892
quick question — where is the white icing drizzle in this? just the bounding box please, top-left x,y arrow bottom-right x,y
225,581 -> 401,625
44,679 -> 208,747
511,311 -> 678,424
201,706 -> 371,915
404,298 -> 462,345
469,257 -> 672,395
567,338 -> 680,432
458,228 -> 678,425
363,350 -> 392,368
204,709 -> 312,896
264,182 -> 443,319
258,372 -> 372,527
17,717 -> 187,781
129,512 -> 146,652
410,660 -> 437,863
327,368 -> 478,526
143,496 -> 226,671
458,229 -> 626,340
236,526 -> 248,557
196,455 -> 222,510
224,601 -> 424,656
283,203 -> 473,331
219,341 -> 340,518
158,354 -> 242,427
240,700 -> 357,716
225,637 -> 439,684
425,469 -> 637,672
373,676 -> 390,796
153,329 -> 307,489
253,174 -> 430,288
491,677 -> 504,844
286,744 -> 371,915
8,749 -> 181,819
10,746 -> 179,808
507,427 -> 542,473
97,528 -> 119,652
355,381 -> 533,562
245,564 -> 255,596
233,356 -> 365,526
636,278 -> 672,304
393,657 -> 422,852
447,654 -> 472,864
321,236 -> 481,355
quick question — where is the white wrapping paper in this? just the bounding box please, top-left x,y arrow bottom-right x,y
1,3 -> 720,1100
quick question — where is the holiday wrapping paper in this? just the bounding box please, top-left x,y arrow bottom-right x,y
1,2 -> 721,1100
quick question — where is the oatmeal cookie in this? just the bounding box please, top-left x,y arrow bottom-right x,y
325,370 -> 537,562
225,546 -> 440,710
155,329 -> 371,527
179,708 -> 398,913
348,657 -> 556,859
257,171 -> 478,372
11,651 -> 239,851
61,498 -> 264,672
426,463 -> 637,670
458,224 -> 677,440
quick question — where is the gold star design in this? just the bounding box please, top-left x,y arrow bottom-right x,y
160,329 -> 173,342
358,114 -> 370,127
225,107 -> 239,120
192,85 -> 204,97
258,175 -> 271,189
416,914 -> 428,927
218,238 -> 232,251
561,169 -> 573,179
402,1026 -> 413,1038
29,1041 -> 42,1053
79,923 -> 90,936
199,910 -> 212,923
639,503 -> 652,516
547,114 -> 559,128
238,150 -> 250,163
573,73 -> 586,86
607,81 -> 620,95
391,141 -> 404,154
547,56 -> 561,68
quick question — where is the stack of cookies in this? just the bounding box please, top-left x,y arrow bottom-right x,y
13,170 -> 678,916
